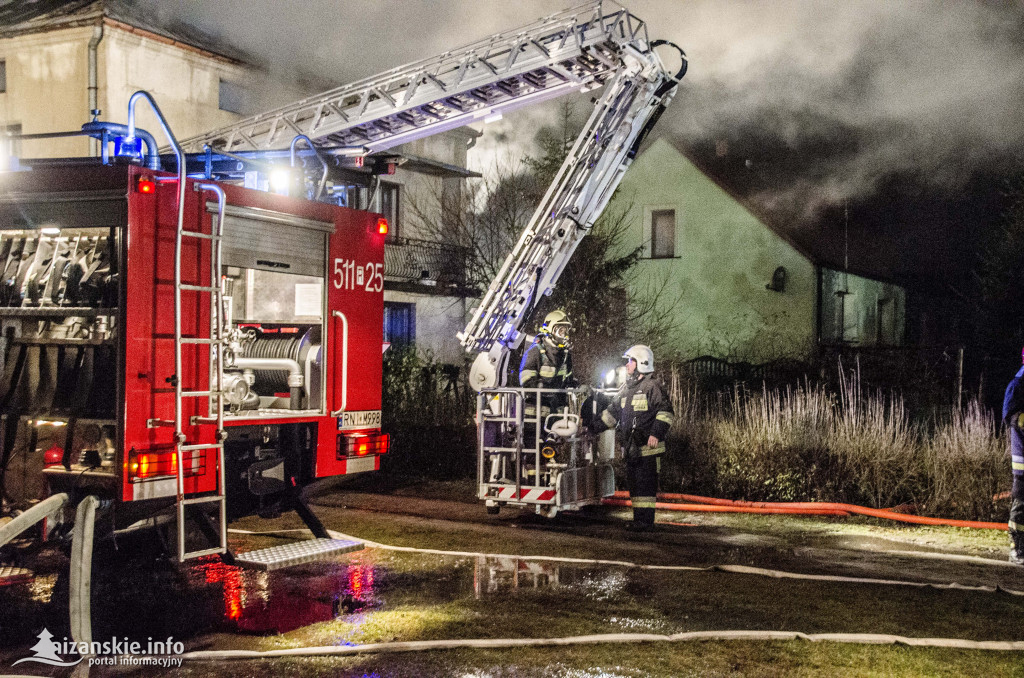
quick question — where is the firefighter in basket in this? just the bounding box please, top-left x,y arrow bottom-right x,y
591,344 -> 674,531
518,310 -> 576,445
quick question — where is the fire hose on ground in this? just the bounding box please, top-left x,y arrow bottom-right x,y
604,492 -> 1010,530
182,630 -> 1024,660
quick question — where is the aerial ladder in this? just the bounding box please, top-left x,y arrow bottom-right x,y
180,0 -> 684,379
177,0 -> 686,515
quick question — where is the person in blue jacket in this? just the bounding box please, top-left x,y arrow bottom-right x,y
1001,348 -> 1024,565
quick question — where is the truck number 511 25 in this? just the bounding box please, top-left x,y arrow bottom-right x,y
333,259 -> 384,292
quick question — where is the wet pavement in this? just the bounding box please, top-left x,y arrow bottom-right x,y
1,486 -> 1023,676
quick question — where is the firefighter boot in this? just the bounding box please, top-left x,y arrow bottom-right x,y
1011,530 -> 1024,566
626,506 -> 656,532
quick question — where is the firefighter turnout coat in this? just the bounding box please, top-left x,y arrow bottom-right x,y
519,336 -> 573,389
596,373 -> 674,457
1003,365 -> 1024,537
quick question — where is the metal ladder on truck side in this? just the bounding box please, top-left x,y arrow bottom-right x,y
127,92 -> 230,562
171,181 -> 229,562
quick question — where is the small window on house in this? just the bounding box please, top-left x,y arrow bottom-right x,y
650,209 -> 675,259
218,79 -> 247,114
0,60 -> 7,93
380,182 -> 400,242
383,302 -> 415,347
3,123 -> 21,163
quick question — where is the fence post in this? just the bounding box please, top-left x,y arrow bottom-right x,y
957,347 -> 964,411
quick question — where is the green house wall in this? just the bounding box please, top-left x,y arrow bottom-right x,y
609,138 -> 817,361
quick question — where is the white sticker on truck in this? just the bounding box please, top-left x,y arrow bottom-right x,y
337,410 -> 382,430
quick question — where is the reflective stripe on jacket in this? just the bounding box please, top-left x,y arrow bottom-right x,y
519,337 -> 573,388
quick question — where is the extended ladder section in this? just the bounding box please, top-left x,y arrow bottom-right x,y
458,45 -> 680,368
175,1 -> 684,389
177,2 -> 659,155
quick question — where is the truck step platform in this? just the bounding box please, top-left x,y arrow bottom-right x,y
234,537 -> 363,571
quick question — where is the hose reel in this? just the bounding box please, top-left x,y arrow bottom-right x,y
225,328 -> 322,410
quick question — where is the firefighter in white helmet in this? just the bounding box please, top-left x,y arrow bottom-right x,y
591,344 -> 674,531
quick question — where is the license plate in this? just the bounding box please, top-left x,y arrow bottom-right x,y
337,410 -> 382,430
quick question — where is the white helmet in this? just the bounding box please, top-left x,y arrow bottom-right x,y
623,344 -> 654,373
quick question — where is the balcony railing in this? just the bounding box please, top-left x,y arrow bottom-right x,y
384,236 -> 472,291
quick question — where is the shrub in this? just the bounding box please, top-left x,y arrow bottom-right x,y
660,366 -> 1010,519
924,400 -> 1006,520
382,349 -> 475,479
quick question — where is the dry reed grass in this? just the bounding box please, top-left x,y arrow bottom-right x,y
662,364 -> 1009,519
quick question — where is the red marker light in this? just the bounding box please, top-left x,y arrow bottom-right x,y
376,218 -> 389,236
137,176 -> 156,194
44,445 -> 63,467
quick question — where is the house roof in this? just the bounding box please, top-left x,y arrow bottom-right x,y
650,134 -> 905,287
0,0 -> 250,63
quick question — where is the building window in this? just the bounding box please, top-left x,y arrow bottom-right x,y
839,290 -> 860,343
650,208 -> 675,259
0,60 -> 6,93
383,302 -> 415,347
380,181 -> 400,242
2,123 -> 21,166
218,79 -> 247,114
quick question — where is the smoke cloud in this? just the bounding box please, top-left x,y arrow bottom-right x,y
136,0 -> 1024,212
647,0 -> 1024,215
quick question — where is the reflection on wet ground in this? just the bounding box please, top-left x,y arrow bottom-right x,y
187,552 -> 381,635
3,502 -> 1023,677
187,550 -> 626,637
473,555 -> 630,602
0,535 -> 665,653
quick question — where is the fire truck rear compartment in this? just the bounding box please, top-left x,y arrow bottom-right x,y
2,166 -> 382,529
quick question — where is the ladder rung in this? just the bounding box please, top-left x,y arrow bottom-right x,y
181,390 -> 214,397
180,284 -> 219,293
181,231 -> 219,241
180,337 -> 214,344
182,495 -> 225,506
182,546 -> 226,559
179,443 -> 224,452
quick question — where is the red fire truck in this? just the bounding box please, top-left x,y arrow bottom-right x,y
1,93 -> 391,567
1,0 -> 683,584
